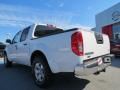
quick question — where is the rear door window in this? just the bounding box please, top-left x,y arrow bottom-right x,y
20,27 -> 30,42
12,31 -> 22,44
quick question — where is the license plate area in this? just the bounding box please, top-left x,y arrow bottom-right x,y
97,57 -> 103,65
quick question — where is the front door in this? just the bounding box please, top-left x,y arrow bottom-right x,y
8,31 -> 22,62
7,43 -> 17,61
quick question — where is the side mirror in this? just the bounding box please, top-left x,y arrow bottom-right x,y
6,39 -> 12,44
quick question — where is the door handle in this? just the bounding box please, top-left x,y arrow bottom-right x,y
23,43 -> 27,45
15,45 -> 18,50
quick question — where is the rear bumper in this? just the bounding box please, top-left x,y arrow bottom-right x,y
75,54 -> 113,76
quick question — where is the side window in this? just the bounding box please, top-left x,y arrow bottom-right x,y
12,31 -> 22,44
20,27 -> 30,42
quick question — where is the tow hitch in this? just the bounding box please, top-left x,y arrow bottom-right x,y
94,68 -> 106,75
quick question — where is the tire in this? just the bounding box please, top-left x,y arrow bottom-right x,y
4,54 -> 12,67
32,55 -> 52,88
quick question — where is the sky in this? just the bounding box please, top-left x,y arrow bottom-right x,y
0,0 -> 120,42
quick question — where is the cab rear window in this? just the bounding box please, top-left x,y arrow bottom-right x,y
34,25 -> 63,38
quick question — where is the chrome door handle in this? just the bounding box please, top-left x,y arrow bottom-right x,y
23,43 -> 27,45
15,45 -> 17,50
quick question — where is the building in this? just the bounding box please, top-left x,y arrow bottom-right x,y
95,3 -> 120,40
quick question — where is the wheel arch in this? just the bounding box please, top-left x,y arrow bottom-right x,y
30,50 -> 52,73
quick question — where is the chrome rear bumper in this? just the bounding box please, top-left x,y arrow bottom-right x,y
75,54 -> 113,76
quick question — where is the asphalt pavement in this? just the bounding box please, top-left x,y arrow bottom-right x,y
0,57 -> 120,90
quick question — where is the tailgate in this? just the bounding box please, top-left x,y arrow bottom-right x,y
79,29 -> 110,60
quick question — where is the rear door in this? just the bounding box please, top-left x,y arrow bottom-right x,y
16,27 -> 30,65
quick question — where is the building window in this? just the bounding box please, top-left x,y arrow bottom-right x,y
112,22 -> 120,40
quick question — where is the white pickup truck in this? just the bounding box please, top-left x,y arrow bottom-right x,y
4,24 -> 112,87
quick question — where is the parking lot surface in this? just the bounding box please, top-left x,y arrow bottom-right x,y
0,57 -> 120,90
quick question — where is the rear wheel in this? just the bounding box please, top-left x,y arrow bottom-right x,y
32,56 -> 52,88
4,54 -> 12,67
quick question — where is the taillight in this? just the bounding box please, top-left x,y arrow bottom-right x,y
71,32 -> 84,56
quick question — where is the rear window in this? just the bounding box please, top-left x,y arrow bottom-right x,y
34,25 -> 63,38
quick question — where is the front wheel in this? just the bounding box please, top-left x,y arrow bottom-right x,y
32,56 -> 52,88
4,54 -> 12,67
